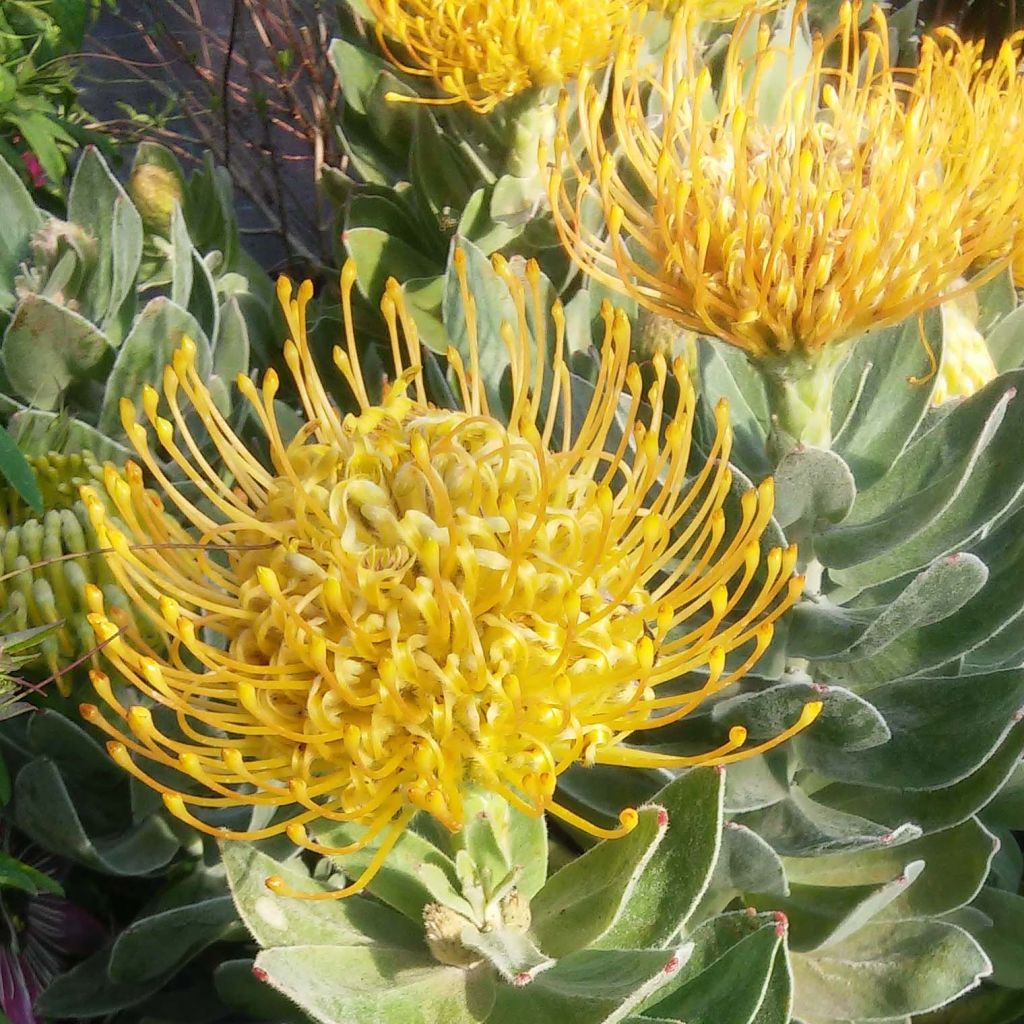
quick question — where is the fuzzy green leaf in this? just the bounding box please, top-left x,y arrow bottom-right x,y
312,816 -> 460,922
488,946 -> 691,1024
108,896 -> 239,983
753,864 -> 924,953
807,670 -> 1024,790
0,156 -> 42,310
68,147 -> 133,323
791,920 -> 990,1022
772,446 -> 856,530
735,787 -> 920,857
442,239 -> 515,415
14,758 -> 178,875
3,294 -> 111,409
254,945 -> 495,1024
597,768 -> 724,950
782,818 -> 997,921
531,806 -> 666,958
817,719 -> 1024,834
222,842 -> 423,951
642,922 -> 783,1024
822,374 -> 1024,590
968,886 -> 1024,989
830,310 -> 940,490
713,822 -> 788,897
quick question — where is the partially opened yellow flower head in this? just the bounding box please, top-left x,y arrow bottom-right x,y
549,0 -> 1021,359
922,27 -> 1024,287
78,255 -> 817,900
365,0 -> 638,113
933,290 -> 997,406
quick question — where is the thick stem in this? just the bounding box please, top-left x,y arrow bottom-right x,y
758,346 -> 848,454
503,89 -> 557,183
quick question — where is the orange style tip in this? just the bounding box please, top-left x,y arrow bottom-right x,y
79,702 -> 99,719
265,875 -> 286,893
728,725 -> 748,745
453,247 -> 466,270
287,778 -> 308,797
107,742 -> 130,764
162,793 -> 186,815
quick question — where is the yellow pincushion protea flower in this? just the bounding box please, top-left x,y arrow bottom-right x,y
548,0 -> 1020,359
364,0 -> 637,113
78,254 -> 818,900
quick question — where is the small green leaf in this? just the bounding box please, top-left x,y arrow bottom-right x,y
713,823 -> 788,897
0,425 -> 42,514
968,886 -> 1024,989
784,817 -> 997,924
442,239 -> 515,415
642,922 -> 783,1024
487,946 -> 692,1024
0,850 -> 63,896
97,297 -> 212,434
108,897 -> 239,983
807,670 -> 1024,791
772,446 -> 856,530
817,720 -> 1024,834
598,768 -> 724,950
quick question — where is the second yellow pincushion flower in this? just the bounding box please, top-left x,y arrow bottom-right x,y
363,0 -> 638,113
77,255 -> 817,899
548,0 -> 1021,360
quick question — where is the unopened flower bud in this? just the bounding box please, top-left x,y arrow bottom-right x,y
130,163 -> 185,236
423,903 -> 484,968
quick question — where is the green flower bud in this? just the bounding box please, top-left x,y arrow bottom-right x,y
130,162 -> 185,235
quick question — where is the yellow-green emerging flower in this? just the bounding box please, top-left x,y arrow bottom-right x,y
365,0 -> 638,113
79,255 -> 817,900
933,291 -> 997,406
548,1 -> 1020,358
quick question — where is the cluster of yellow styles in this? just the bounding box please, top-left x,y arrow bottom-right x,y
81,256 -> 815,899
72,0 -> 1024,900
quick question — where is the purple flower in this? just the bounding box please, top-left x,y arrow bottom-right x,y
0,835 -> 103,1024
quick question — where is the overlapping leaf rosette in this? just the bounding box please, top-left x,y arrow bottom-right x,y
545,1 -> 1024,1020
